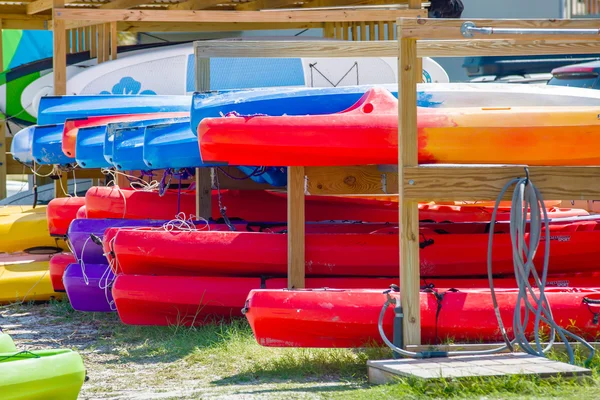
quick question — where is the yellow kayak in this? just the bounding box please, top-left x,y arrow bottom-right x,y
0,256 -> 62,303
0,206 -> 67,254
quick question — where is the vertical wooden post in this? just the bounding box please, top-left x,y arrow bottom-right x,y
334,22 -> 342,39
341,22 -> 349,40
102,23 -> 110,62
77,27 -> 84,52
351,23 -> 358,41
398,34 -> 421,346
378,21 -> 385,40
369,22 -> 375,41
97,24 -> 105,63
195,56 -> 212,220
53,0 -> 67,199
359,22 -> 367,41
90,25 -> 97,58
323,23 -> 334,38
287,166 -> 305,289
387,22 -> 394,40
0,20 -> 5,201
110,22 -> 117,61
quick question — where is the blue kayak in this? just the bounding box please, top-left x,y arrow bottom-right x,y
76,125 -> 111,169
10,126 -> 35,165
112,117 -> 189,171
237,166 -> 287,187
31,124 -> 75,165
37,95 -> 191,125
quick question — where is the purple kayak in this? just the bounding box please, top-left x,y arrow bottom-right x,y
67,219 -> 165,264
63,263 -> 116,312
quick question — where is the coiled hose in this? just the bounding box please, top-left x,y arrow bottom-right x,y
379,171 -> 595,364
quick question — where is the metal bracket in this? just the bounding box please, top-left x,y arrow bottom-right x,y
461,21 -> 476,38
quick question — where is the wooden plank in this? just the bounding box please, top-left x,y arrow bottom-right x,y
90,25 -> 97,58
110,21 -> 117,61
387,21 -> 394,39
170,0 -> 224,10
118,21 -> 320,32
100,0 -> 151,9
236,0 -> 297,11
97,24 -> 105,63
2,18 -> 48,30
403,166 -> 600,201
359,21 -> 366,40
195,40 -> 397,58
398,17 -> 600,40
334,22 -> 342,39
351,22 -> 358,40
77,27 -> 84,51
27,0 -> 54,14
287,166 -> 305,289
416,39 -> 600,57
102,22 -> 110,62
196,168 -> 212,219
52,0 -> 67,96
323,22 -> 334,38
398,36 -> 420,346
342,21 -> 349,40
369,21 -> 375,40
378,21 -> 385,40
52,8 -> 422,23
407,0 -> 421,7
305,166 -> 397,195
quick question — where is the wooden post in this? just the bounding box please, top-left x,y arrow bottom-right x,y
90,25 -> 97,58
0,20 -> 5,201
77,27 -> 84,52
97,24 -> 105,63
103,23 -> 110,62
195,56 -> 212,220
110,21 -> 117,60
378,21 -> 385,40
387,22 -> 394,40
287,166 -> 305,289
53,0 -> 67,199
323,23 -> 334,38
360,21 -> 367,41
369,22 -> 375,41
398,35 -> 421,346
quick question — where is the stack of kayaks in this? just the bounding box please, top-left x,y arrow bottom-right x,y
0,332 -> 85,399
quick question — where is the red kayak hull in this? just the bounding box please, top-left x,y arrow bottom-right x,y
245,288 -> 600,347
107,218 -> 600,278
85,186 -> 587,223
46,197 -> 86,236
49,252 -> 76,292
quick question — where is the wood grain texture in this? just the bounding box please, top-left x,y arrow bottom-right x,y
102,22 -> 110,62
398,17 -> 600,40
52,0 -> 67,96
378,21 -> 385,40
287,166 -> 305,289
110,21 -> 117,60
417,39 -> 600,57
118,21 -> 319,32
399,36 -> 420,346
359,21 -> 366,40
52,8 -> 421,23
90,25 -> 97,58
403,166 -> 600,201
101,0 -> 151,9
236,0 -> 296,11
387,21 -> 394,39
305,166 -> 398,195
323,22 -> 334,38
195,40 -> 397,58
196,167 -> 211,219
97,23 -> 105,62
342,21 -> 349,40
77,27 -> 85,51
369,21 -> 375,40
170,0 -> 224,11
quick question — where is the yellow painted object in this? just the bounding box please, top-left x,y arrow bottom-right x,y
0,206 -> 66,254
0,259 -> 62,304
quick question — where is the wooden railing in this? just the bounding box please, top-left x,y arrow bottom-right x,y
568,0 -> 600,17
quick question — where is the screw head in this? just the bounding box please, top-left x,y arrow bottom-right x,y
408,179 -> 415,185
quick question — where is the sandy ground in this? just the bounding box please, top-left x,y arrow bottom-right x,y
0,303 -> 357,399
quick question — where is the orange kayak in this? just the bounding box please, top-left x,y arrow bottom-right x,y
198,87 -> 600,166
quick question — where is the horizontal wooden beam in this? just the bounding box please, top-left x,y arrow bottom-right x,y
53,8 -> 421,23
27,0 -> 78,15
169,0 -> 226,10
403,165 -> 600,201
118,21 -> 321,31
236,0 -> 298,11
399,17 -> 600,40
306,166 -> 397,195
100,0 -> 151,9
2,18 -> 48,30
416,39 -> 600,57
195,40 -> 397,57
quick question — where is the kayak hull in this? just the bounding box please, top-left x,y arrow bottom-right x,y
63,263 -> 115,312
48,253 -> 75,292
46,197 -> 86,236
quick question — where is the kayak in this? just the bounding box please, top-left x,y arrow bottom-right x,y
84,186 -> 587,223
31,123 -> 74,165
0,348 -> 85,400
46,197 -> 86,236
0,206 -> 67,254
111,116 -> 190,171
63,111 -> 188,157
37,94 -> 190,125
244,288 -> 600,347
63,263 -> 115,312
10,126 -> 35,165
112,275 -> 600,327
75,125 -> 111,168
48,253 -> 75,292
107,217 -> 600,278
0,333 -> 16,352
67,218 -> 166,264
0,259 -> 61,303
198,87 -> 600,166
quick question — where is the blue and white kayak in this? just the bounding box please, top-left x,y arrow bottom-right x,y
75,125 -> 110,169
37,95 -> 191,125
31,123 -> 75,165
111,117 -> 189,171
10,126 -> 35,165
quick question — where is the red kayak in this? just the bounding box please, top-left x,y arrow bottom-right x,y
46,197 -> 86,236
62,112 -> 188,157
244,288 -> 600,347
198,87 -> 600,166
112,275 -> 600,327
49,252 -> 76,292
106,217 -> 600,278
85,186 -> 587,223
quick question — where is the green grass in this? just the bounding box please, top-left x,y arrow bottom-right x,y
13,299 -> 600,399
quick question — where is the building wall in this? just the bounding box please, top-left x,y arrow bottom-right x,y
435,0 -> 563,81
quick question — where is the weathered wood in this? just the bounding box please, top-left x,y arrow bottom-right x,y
52,8 -> 421,23
399,17 -> 600,40
304,166 -> 397,195
196,168 -> 211,219
27,0 -> 56,14
398,36 -> 420,346
403,166 -> 600,201
110,21 -> 117,60
287,166 -> 305,289
195,40 -> 397,57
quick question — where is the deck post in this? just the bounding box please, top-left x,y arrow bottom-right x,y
52,0 -> 67,198
195,56 -> 212,220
